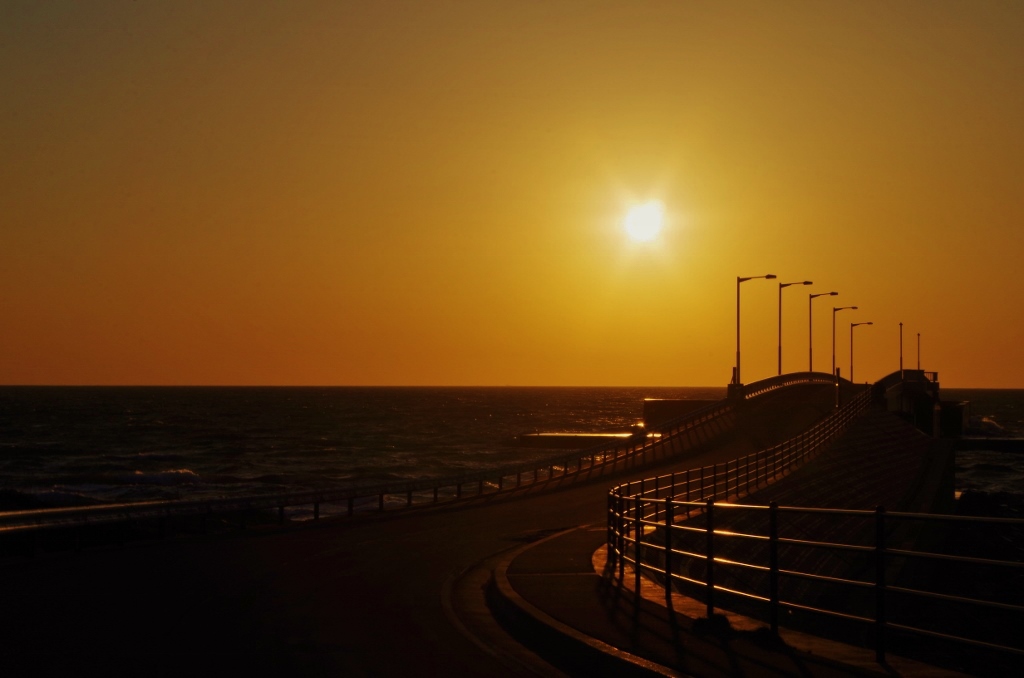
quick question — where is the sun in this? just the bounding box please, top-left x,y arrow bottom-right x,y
623,201 -> 664,242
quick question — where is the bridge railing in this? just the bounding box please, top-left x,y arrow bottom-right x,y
738,371 -> 839,400
608,497 -> 1024,668
606,384 -> 1024,668
609,384 -> 871,508
0,396 -> 736,547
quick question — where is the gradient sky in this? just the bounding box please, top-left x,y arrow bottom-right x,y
2,1 -> 1022,387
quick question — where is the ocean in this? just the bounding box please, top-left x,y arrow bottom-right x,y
0,386 -> 1020,512
944,388 -> 1024,498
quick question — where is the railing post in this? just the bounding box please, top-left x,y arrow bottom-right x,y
769,501 -> 779,635
378,493 -> 384,512
498,474 -> 503,491
456,482 -> 462,499
314,502 -> 320,520
407,489 -> 413,507
634,495 -> 643,604
705,498 -> 715,618
713,463 -> 718,499
617,494 -> 625,581
607,493 -> 616,569
875,506 -> 887,664
664,496 -> 674,603
433,486 -> 438,503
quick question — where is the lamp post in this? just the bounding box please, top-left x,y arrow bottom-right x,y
917,333 -> 921,370
809,291 -> 837,373
899,322 -> 904,379
736,274 -> 777,386
778,280 -> 812,375
832,306 -> 857,377
851,321 -> 873,383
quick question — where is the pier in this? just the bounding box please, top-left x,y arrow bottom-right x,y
0,371 -> 1019,677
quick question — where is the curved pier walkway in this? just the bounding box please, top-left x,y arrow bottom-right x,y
0,383 -> 950,677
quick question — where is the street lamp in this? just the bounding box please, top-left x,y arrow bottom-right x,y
778,280 -> 812,375
850,321 -> 873,383
809,291 -> 837,373
899,322 -> 904,379
832,306 -> 857,377
735,274 -> 777,386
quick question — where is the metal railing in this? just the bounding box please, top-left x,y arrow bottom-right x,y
606,387 -> 1024,667
739,371 -> 839,400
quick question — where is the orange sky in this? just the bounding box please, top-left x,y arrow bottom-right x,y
2,1 -> 1023,387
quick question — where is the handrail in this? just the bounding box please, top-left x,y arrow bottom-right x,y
740,371 -> 839,400
605,381 -> 1024,667
608,496 -> 1024,666
0,394 -> 738,538
610,385 -> 871,503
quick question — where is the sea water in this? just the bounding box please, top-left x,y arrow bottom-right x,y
0,386 -> 1020,511
0,386 -> 720,510
944,388 -> 1024,500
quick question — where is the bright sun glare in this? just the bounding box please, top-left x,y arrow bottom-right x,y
624,201 -> 664,242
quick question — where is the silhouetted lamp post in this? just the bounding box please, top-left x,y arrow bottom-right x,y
850,321 -> 873,383
778,280 -> 812,375
809,291 -> 837,373
832,306 -> 857,377
735,274 -> 777,385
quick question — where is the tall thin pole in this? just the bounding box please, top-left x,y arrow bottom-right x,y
778,285 -> 783,376
808,291 -> 835,373
736,274 -> 777,385
736,277 -> 741,384
917,333 -> 920,370
832,306 -> 857,378
899,322 -> 904,378
851,321 -> 873,384
779,281 -> 812,375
